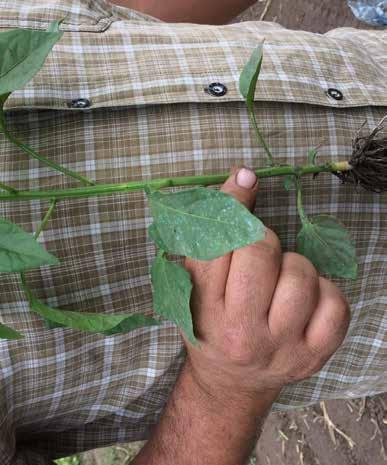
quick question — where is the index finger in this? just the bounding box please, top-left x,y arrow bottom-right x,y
225,228 -> 282,320
185,167 -> 259,305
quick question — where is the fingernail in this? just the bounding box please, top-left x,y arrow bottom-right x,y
236,168 -> 257,189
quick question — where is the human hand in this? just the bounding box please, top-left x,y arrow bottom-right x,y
184,167 -> 350,404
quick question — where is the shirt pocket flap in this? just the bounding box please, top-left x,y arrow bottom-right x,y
3,20 -> 387,111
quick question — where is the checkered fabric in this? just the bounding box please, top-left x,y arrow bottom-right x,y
0,1 -> 386,463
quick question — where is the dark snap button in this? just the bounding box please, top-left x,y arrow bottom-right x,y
205,82 -> 228,97
68,98 -> 92,109
327,88 -> 343,101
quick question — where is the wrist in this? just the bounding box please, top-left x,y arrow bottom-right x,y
183,358 -> 280,417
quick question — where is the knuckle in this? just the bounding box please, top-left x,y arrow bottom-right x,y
265,228 -> 282,252
293,346 -> 329,379
219,326 -> 257,366
280,273 -> 319,302
250,231 -> 282,265
283,252 -> 318,277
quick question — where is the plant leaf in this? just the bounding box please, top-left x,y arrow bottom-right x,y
0,22 -> 63,96
239,44 -> 263,107
297,215 -> 358,279
308,149 -> 318,166
151,253 -> 196,345
284,175 -> 295,191
0,217 -> 59,272
28,296 -> 159,335
0,322 -> 23,340
147,187 -> 265,260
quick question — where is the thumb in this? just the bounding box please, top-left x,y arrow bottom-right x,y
220,167 -> 259,211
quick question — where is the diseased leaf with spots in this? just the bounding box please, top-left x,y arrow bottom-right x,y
0,22 -> 63,97
239,44 -> 263,107
25,291 -> 159,335
147,187 -> 265,260
151,253 -> 196,345
0,322 -> 23,340
297,215 -> 358,279
0,217 -> 59,272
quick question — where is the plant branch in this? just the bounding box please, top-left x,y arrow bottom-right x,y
0,180 -> 17,194
0,161 -> 352,202
0,121 -> 96,186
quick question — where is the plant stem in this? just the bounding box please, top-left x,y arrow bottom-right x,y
33,198 -> 58,239
0,161 -> 352,202
248,107 -> 275,166
295,175 -> 309,225
21,198 -> 58,310
0,180 -> 17,194
0,122 -> 96,186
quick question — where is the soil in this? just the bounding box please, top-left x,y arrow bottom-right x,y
71,2 -> 387,464
255,394 -> 387,465
236,0 -> 378,32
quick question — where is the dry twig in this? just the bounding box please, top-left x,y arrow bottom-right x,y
259,0 -> 273,20
319,402 -> 356,449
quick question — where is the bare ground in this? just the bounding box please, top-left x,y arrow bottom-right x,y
65,2 -> 386,464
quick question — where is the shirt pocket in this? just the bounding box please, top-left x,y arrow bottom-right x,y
3,20 -> 387,111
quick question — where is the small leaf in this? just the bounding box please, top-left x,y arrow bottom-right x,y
0,217 -> 59,272
0,23 -> 63,96
308,149 -> 318,166
0,322 -> 23,340
239,44 -> 263,107
147,187 -> 265,260
28,296 -> 159,335
297,215 -> 358,279
151,253 -> 196,344
284,175 -> 295,191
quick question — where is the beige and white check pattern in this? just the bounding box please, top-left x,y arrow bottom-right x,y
0,1 -> 386,463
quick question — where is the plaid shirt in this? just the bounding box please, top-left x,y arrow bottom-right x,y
0,1 -> 386,463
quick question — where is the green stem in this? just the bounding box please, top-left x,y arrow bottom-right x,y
295,175 -> 309,225
248,106 -> 275,166
21,198 -> 58,307
33,198 -> 57,239
0,180 -> 17,194
0,122 -> 96,186
0,161 -> 352,202
19,271 -> 31,302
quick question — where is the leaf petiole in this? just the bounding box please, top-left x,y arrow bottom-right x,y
295,175 -> 309,225
0,180 -> 17,194
247,106 -> 275,166
0,119 -> 96,186
34,198 -> 57,240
